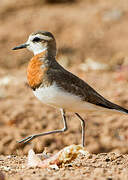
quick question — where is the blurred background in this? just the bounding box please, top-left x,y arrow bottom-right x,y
0,0 -> 128,155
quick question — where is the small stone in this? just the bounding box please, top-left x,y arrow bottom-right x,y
1,166 -> 11,172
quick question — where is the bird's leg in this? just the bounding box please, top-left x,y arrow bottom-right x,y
17,109 -> 68,144
75,113 -> 86,147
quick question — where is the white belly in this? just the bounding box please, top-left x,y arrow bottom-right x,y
33,82 -> 106,113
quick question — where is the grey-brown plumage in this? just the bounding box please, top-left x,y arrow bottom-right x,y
43,59 -> 128,114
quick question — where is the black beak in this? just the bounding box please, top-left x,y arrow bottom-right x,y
12,43 -> 28,50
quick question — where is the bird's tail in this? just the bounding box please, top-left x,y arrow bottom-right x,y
98,100 -> 128,115
111,103 -> 128,114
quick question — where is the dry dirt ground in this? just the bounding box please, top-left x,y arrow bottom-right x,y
0,0 -> 128,179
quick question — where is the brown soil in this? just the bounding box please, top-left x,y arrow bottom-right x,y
0,0 -> 128,179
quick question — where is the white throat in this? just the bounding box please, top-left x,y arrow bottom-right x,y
33,47 -> 47,55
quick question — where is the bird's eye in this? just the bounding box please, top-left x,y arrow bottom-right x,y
32,37 -> 41,42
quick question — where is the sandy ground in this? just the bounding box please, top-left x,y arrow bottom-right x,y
0,0 -> 128,179
0,151 -> 128,180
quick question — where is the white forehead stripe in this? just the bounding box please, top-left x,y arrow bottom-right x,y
29,34 -> 52,41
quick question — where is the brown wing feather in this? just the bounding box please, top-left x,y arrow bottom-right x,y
47,61 -> 128,113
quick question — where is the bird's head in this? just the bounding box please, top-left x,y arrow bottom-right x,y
12,31 -> 56,56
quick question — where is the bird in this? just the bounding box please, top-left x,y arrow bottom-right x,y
12,30 -> 128,147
